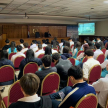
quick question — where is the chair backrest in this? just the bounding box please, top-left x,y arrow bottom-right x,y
88,65 -> 101,84
75,94 -> 97,108
77,50 -> 84,57
96,54 -> 105,64
8,53 -> 16,60
23,62 -> 38,75
67,77 -> 73,86
35,50 -> 39,52
105,42 -> 108,48
101,48 -> 106,54
82,57 -> 88,63
24,51 -> 27,55
68,57 -> 75,66
71,44 -> 74,49
57,46 -> 59,52
92,49 -> 96,52
14,56 -> 25,68
0,65 -> 15,83
8,81 -> 24,107
37,54 -> 44,59
51,62 -> 55,67
43,47 -> 46,51
69,51 -> 72,55
40,72 -> 60,96
105,95 -> 108,108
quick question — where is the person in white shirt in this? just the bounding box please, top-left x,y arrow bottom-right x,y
97,37 -> 101,43
42,39 -> 47,48
81,39 -> 88,49
94,43 -> 103,60
21,43 -> 28,54
11,45 -> 25,64
35,44 -> 44,58
92,75 -> 108,108
59,39 -> 64,49
20,39 -> 24,48
83,49 -> 100,81
52,43 -> 58,54
68,38 -> 74,52
30,40 -> 37,49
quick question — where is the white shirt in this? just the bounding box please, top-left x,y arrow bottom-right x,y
100,60 -> 108,69
92,77 -> 108,108
20,44 -> 24,48
32,47 -> 38,52
59,43 -> 63,49
94,49 -> 103,59
70,41 -> 74,46
105,50 -> 108,58
11,52 -> 25,64
97,40 -> 101,43
21,48 -> 28,54
35,49 -> 44,58
77,52 -> 84,60
18,94 -> 40,102
83,58 -> 100,79
42,43 -> 47,48
30,44 -> 37,49
81,43 -> 88,49
52,49 -> 58,54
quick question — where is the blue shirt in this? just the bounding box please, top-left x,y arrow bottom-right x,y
8,48 -> 17,54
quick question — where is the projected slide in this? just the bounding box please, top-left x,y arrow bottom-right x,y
78,23 -> 95,35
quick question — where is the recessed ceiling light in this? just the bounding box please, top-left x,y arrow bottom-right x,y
104,1 -> 108,3
39,12 -> 47,14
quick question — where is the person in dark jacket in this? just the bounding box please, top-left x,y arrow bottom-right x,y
2,39 -> 10,51
61,46 -> 72,60
18,49 -> 42,79
9,73 -> 52,108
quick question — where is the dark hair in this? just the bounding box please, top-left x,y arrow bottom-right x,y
10,41 -> 16,52
68,66 -> 83,80
61,39 -> 64,42
45,46 -> 52,55
68,38 -> 72,41
1,50 -> 8,59
95,43 -> 100,49
85,49 -> 94,56
64,41 -> 70,47
20,39 -> 24,43
52,53 -> 60,61
20,73 -> 40,95
37,41 -> 41,44
38,44 -> 42,49
88,41 -> 93,47
83,44 -> 89,52
76,42 -> 81,51
23,43 -> 29,48
84,39 -> 88,43
42,39 -> 46,43
32,40 -> 35,44
63,46 -> 69,53
17,45 -> 22,51
54,37 -> 57,41
26,49 -> 34,62
5,39 -> 9,43
41,55 -> 52,67
106,43 -> 108,50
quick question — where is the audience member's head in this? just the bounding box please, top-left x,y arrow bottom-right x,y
68,66 -> 83,84
37,41 -> 41,44
63,46 -> 69,53
76,42 -> 81,51
32,40 -> 35,44
17,45 -> 22,52
5,39 -> 9,44
68,38 -> 72,42
84,39 -> 88,44
26,49 -> 34,61
52,53 -> 60,64
54,37 -> 57,41
23,43 -> 29,48
42,39 -> 46,44
41,55 -> 52,67
83,44 -> 89,52
20,39 -> 24,43
97,37 -> 101,41
38,44 -> 42,50
10,41 -> 16,52
61,39 -> 64,43
45,46 -> 52,55
64,41 -> 70,48
1,50 -> 8,59
88,41 -> 93,47
85,49 -> 94,58
20,73 -> 40,96
95,43 -> 100,49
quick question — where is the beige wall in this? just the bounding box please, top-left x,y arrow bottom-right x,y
95,20 -> 108,36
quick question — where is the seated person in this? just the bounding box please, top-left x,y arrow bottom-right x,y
52,53 -> 72,89
11,45 -> 25,64
30,40 -> 37,49
42,39 -> 47,48
18,49 -> 42,79
45,46 -> 52,55
36,55 -> 57,95
21,43 -> 28,54
20,39 -> 24,48
32,41 -> 39,52
51,37 -> 59,46
97,37 -> 105,49
45,39 -> 50,44
59,39 -> 64,49
88,41 -> 94,49
83,49 -> 100,81
2,39 -> 10,50
50,66 -> 96,108
35,44 -> 45,58
8,41 -> 17,54
68,38 -> 74,52
52,43 -> 58,54
9,73 -> 52,108
61,46 -> 72,60
81,39 -> 88,49
94,43 -> 103,59
92,75 -> 108,108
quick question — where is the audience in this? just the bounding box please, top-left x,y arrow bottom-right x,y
11,45 -> 25,64
83,49 -> 100,81
2,39 -> 10,50
21,43 -> 28,54
18,49 -> 42,79
36,55 -> 57,94
30,40 -> 37,49
42,39 -> 47,48
50,66 -> 96,108
9,73 -> 52,108
20,39 -> 24,48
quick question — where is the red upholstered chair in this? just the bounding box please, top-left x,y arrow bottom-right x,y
23,62 -> 38,75
82,57 -> 88,63
105,42 -> 108,48
37,54 -> 44,59
71,44 -> 74,49
68,57 -> 75,66
51,62 -> 55,67
53,48 -> 58,52
74,94 -> 97,108
57,46 -> 59,52
40,72 -> 60,96
35,50 -> 39,52
77,50 -> 84,57
8,53 -> 16,60
96,54 -> 105,64
69,51 -> 72,55
101,48 -> 106,54
88,65 -> 101,84
2,81 -> 24,108
14,56 -> 25,69
67,77 -> 73,86
43,47 -> 46,51
92,49 -> 96,52
24,51 -> 27,55
0,65 -> 15,85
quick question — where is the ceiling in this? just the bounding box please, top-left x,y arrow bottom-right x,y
0,0 -> 108,22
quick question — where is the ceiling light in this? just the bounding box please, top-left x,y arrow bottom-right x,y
39,12 -> 47,14
104,1 -> 108,3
